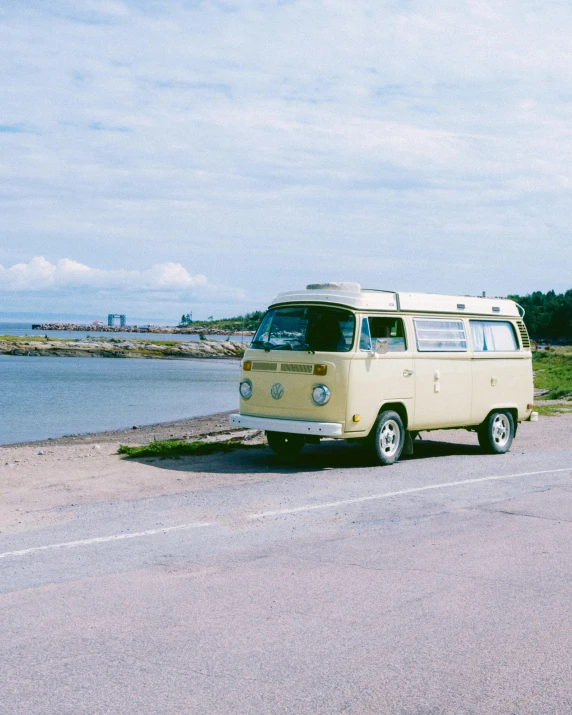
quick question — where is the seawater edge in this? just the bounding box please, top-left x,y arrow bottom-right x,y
0,356 -> 240,446
0,410 -> 239,449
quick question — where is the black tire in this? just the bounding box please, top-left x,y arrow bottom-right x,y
370,410 -> 405,465
478,410 -> 515,454
266,431 -> 305,462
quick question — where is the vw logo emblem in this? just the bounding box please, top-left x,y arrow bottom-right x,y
270,382 -> 284,400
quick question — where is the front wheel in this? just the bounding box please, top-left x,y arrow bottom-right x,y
478,410 -> 515,454
266,431 -> 305,462
370,410 -> 405,465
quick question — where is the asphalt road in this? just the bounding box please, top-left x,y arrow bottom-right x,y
1,425 -> 572,714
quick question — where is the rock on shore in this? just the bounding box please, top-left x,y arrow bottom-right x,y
0,337 -> 246,359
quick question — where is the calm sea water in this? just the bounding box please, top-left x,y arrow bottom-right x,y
0,355 -> 240,445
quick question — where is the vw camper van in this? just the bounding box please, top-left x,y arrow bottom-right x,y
230,283 -> 536,464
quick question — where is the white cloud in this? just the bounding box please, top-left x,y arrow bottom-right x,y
0,256 -> 223,297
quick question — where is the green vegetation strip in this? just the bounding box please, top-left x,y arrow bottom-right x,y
0,336 -> 195,347
118,439 -> 262,459
533,347 -> 572,400
0,335 -> 70,342
534,403 -> 572,417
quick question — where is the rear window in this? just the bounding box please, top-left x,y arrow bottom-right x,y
470,320 -> 518,351
414,318 -> 467,352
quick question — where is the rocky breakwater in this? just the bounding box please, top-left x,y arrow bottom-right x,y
32,323 -> 255,336
0,337 -> 246,359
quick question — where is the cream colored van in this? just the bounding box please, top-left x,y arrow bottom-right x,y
230,282 -> 536,464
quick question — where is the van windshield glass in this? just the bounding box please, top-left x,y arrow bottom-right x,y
252,307 -> 355,352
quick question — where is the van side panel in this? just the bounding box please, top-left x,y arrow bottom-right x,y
411,353 -> 472,429
470,355 -> 533,424
346,351 -> 414,434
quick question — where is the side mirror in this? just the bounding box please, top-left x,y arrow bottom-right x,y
375,338 -> 389,355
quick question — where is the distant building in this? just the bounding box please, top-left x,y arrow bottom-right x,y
108,314 -> 126,327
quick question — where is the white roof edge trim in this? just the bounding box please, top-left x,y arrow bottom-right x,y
268,287 -> 520,317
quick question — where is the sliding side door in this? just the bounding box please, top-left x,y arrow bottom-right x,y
412,317 -> 472,430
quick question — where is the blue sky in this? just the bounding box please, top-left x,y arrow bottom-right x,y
1,0 -> 571,321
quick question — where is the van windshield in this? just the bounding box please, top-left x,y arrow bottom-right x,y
252,306 -> 355,352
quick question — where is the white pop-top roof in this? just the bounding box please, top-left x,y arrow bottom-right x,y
269,282 -> 522,318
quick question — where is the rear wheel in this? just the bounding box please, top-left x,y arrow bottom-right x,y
478,410 -> 515,454
266,431 -> 305,461
370,410 -> 405,465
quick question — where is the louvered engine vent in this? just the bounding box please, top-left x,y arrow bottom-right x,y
516,321 -> 530,349
252,362 -> 278,371
281,363 -> 313,374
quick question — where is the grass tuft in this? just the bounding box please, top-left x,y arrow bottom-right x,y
117,439 -> 261,459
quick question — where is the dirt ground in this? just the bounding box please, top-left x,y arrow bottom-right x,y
1,412 -> 571,537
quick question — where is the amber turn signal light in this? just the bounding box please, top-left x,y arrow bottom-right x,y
352,415 -> 360,423
527,403 -> 533,409
313,364 -> 327,376
243,360 -> 252,371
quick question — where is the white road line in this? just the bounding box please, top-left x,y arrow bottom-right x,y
0,522 -> 214,560
248,466 -> 572,519
3,467 -> 571,560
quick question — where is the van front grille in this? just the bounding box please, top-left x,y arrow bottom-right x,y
280,363 -> 313,374
252,362 -> 278,371
516,321 -> 531,349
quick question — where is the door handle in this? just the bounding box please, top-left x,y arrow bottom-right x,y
403,369 -> 414,377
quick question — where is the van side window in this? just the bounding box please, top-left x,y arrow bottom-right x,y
414,318 -> 467,352
361,317 -> 407,352
470,320 -> 518,351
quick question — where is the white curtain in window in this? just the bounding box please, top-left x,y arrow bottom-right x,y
471,321 -> 517,351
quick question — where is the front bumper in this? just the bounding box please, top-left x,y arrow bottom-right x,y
230,414 -> 343,437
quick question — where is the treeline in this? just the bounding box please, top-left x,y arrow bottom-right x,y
186,311 -> 265,331
509,289 -> 572,341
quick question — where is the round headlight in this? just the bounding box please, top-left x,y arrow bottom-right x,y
311,384 -> 330,406
239,379 -> 253,400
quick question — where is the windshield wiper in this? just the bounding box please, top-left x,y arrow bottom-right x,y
291,340 -> 314,353
252,339 -> 313,352
258,341 -> 287,352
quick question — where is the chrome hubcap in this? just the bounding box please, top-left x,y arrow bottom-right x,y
380,419 -> 400,457
492,414 -> 510,447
